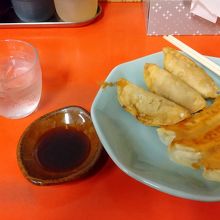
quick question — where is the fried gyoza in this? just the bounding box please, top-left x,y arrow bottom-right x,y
117,78 -> 190,126
144,63 -> 206,113
163,47 -> 218,98
157,97 -> 220,182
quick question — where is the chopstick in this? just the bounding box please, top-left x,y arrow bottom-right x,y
163,35 -> 220,77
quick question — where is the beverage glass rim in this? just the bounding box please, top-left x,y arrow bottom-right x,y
0,39 -> 39,83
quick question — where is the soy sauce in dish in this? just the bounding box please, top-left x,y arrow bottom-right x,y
36,126 -> 91,172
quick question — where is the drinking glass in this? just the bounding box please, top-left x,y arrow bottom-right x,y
0,39 -> 42,119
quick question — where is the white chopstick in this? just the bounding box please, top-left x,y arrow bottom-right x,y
163,35 -> 220,77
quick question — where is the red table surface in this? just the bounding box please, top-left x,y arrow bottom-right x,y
1,3 -> 220,220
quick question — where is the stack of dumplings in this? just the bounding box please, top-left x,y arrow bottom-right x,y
117,47 -> 220,182
117,47 -> 218,126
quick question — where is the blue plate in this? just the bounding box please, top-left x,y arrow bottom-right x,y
91,52 -> 220,201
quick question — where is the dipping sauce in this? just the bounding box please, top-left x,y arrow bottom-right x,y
36,126 -> 91,172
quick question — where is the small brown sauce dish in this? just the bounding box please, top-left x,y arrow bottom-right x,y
17,106 -> 102,186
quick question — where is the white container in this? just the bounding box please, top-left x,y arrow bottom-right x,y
54,0 -> 98,23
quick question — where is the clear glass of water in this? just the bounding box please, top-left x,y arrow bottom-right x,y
0,39 -> 42,119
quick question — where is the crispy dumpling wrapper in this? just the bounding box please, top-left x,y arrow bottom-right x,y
157,97 -> 220,181
117,78 -> 190,126
163,47 -> 218,98
144,63 -> 206,113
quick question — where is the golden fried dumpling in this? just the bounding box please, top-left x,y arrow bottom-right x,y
117,78 -> 190,126
157,97 -> 220,182
144,63 -> 206,113
163,47 -> 218,98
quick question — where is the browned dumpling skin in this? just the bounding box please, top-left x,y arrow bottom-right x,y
144,63 -> 206,113
117,78 -> 190,126
163,47 -> 218,98
157,97 -> 220,182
